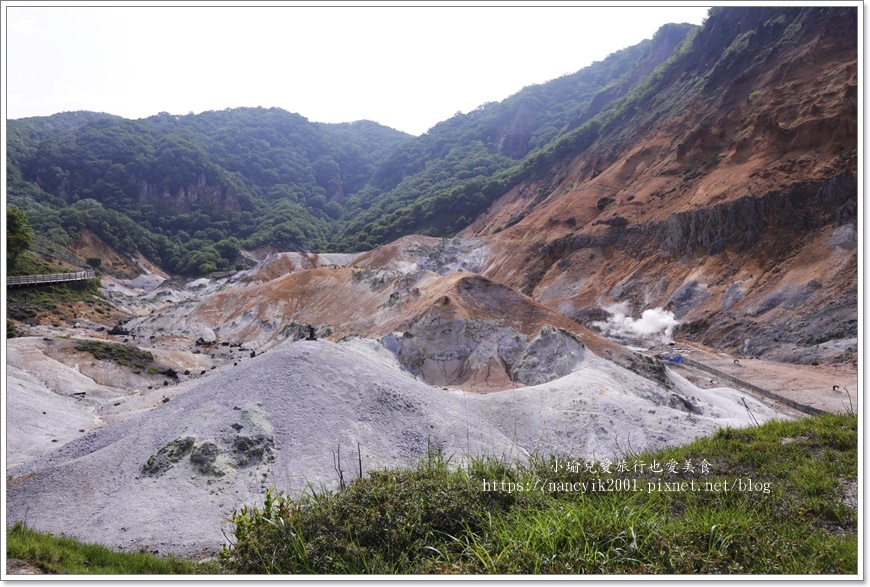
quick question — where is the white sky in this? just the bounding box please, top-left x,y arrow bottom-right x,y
4,2 -> 711,136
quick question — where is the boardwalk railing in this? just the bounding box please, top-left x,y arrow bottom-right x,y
7,269 -> 96,288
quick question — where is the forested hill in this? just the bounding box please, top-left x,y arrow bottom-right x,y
7,22 -> 695,275
332,22 -> 694,251
7,109 -> 412,274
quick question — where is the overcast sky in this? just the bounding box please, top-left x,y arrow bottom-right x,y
5,2 -> 711,136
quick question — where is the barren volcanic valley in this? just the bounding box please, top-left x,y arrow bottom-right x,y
5,7 -> 858,562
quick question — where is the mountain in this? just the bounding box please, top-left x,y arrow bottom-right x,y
460,6 -> 858,363
6,23 -> 696,270
4,6 -> 858,560
330,23 -> 696,250
7,6 -> 856,363
7,108 -> 413,273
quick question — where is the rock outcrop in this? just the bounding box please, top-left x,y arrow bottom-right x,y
6,338 -> 782,557
459,7 -> 857,365
137,174 -> 240,214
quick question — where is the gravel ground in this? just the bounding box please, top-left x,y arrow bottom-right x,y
6,337 -> 783,558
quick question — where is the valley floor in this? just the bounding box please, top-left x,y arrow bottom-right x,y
659,341 -> 857,415
4,251 -> 858,561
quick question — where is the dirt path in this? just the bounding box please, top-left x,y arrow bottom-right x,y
667,342 -> 857,415
6,559 -> 46,575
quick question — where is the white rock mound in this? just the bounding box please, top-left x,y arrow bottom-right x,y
7,338 -> 782,558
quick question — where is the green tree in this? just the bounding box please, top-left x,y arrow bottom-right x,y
7,206 -> 34,271
214,237 -> 241,262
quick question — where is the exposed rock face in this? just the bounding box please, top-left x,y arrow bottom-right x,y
189,441 -> 223,476
458,7 -> 857,365
658,175 -> 858,258
509,326 -> 586,386
141,437 -> 195,477
354,235 -> 490,275
325,177 -> 345,204
118,240 -> 639,392
137,174 -> 240,213
496,102 -> 536,159
491,173 -> 857,362
232,435 -> 275,468
69,229 -> 154,279
383,321 -> 517,388
383,321 -> 585,389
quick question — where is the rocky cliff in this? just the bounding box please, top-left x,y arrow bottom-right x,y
137,174 -> 240,214
460,6 -> 857,364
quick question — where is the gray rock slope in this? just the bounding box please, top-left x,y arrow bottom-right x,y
6,338 -> 780,557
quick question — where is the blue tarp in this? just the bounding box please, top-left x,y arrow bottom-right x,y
662,355 -> 683,364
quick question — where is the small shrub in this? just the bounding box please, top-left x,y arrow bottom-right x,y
74,340 -> 154,368
221,447 -> 531,574
221,415 -> 857,574
710,153 -> 726,166
682,168 -> 705,182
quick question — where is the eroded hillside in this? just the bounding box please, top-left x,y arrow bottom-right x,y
460,7 -> 857,364
8,242 -> 800,557
5,5 -> 858,562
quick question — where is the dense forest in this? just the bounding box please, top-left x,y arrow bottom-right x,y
7,110 -> 411,274
7,22 -> 695,275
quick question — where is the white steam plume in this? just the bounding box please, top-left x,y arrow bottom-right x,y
592,303 -> 679,343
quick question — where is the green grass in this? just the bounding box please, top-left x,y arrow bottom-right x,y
6,278 -> 102,323
71,340 -> 179,380
221,413 -> 857,574
8,250 -> 67,276
6,522 -> 222,575
73,340 -> 155,368
28,233 -> 88,268
6,414 -> 857,575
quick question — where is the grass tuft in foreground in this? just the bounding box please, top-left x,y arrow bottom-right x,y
5,414 -> 857,575
5,522 -> 222,575
221,413 -> 857,574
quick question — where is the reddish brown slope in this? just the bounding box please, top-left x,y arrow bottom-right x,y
460,7 -> 857,364
173,262 -> 636,391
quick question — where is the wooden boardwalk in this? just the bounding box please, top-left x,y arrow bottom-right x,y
7,269 -> 96,288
